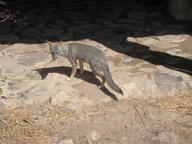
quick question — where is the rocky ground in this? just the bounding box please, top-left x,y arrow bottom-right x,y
0,0 -> 192,144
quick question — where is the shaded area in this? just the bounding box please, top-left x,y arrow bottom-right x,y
102,41 -> 192,75
35,66 -> 118,101
0,0 -> 192,75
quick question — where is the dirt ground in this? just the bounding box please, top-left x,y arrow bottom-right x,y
0,93 -> 192,144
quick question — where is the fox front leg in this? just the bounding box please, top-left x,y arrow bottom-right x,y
66,59 -> 77,81
79,59 -> 84,74
66,64 -> 77,81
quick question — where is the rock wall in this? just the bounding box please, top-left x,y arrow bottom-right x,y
169,0 -> 192,20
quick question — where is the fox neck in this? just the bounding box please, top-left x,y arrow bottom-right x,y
61,44 -> 69,57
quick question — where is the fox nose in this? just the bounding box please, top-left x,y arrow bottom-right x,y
51,54 -> 57,60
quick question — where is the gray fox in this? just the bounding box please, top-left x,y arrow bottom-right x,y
47,41 -> 123,95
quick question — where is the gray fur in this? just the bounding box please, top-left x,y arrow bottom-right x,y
49,42 -> 123,95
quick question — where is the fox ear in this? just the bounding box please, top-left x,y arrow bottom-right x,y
47,41 -> 52,46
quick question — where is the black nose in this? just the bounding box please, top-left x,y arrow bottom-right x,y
51,54 -> 56,60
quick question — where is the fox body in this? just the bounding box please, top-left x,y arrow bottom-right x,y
47,41 -> 123,95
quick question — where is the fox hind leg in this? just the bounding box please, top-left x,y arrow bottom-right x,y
94,70 -> 105,88
97,73 -> 105,88
90,64 -> 105,88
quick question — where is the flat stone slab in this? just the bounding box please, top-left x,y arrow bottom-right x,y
0,39 -> 191,110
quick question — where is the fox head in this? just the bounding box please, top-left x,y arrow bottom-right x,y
47,41 -> 69,60
47,41 -> 60,60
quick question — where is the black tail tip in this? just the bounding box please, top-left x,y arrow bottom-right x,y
117,88 -> 123,95
112,96 -> 119,101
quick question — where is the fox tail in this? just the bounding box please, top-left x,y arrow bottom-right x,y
103,65 -> 123,95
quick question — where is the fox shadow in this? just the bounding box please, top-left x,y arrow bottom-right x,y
34,66 -> 119,101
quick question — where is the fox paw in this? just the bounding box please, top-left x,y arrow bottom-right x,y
80,70 -> 84,75
98,85 -> 104,89
66,77 -> 72,81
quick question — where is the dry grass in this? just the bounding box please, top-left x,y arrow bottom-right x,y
155,93 -> 192,115
0,106 -> 74,144
154,93 -> 192,128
